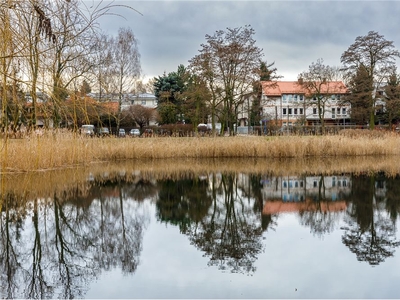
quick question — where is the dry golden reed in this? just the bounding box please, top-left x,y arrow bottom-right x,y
1,129 -> 400,173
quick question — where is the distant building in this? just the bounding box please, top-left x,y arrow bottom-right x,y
87,92 -> 157,111
261,81 -> 350,127
261,175 -> 351,214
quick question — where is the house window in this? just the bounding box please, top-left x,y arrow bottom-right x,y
337,107 -> 340,115
337,95 -> 341,101
299,108 -> 304,115
294,95 -> 298,101
332,108 -> 335,118
300,95 -> 304,101
287,94 -> 292,101
313,108 -> 317,115
288,108 -> 292,115
294,108 -> 298,115
283,108 -> 287,115
141,100 -> 146,105
342,108 -> 346,115
283,95 -> 287,102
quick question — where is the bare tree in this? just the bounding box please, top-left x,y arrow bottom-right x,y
298,58 -> 344,133
189,25 -> 264,135
126,104 -> 155,130
341,31 -> 400,129
108,27 -> 141,131
1,0 -> 141,132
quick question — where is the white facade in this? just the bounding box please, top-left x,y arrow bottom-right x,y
261,81 -> 350,126
87,92 -> 158,110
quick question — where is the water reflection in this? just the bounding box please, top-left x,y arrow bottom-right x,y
156,173 -> 265,273
1,161 -> 400,298
341,174 -> 400,265
0,177 -> 150,299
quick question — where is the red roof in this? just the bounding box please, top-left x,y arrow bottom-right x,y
261,81 -> 348,97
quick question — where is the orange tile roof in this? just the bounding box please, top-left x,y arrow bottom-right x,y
261,81 -> 348,96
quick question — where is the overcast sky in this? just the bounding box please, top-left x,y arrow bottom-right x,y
88,0 -> 400,82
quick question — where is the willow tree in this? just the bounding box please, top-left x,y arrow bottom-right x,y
0,3 -> 14,132
1,1 -> 141,131
341,31 -> 400,130
45,0 -> 99,128
189,25 -> 263,135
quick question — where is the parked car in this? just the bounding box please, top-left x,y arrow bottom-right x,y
130,128 -> 140,137
98,127 -> 110,137
81,124 -> 95,137
118,128 -> 126,137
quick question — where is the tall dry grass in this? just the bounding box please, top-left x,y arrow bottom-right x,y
1,129 -> 400,173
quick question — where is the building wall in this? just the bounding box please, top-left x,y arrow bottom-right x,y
262,94 -> 351,126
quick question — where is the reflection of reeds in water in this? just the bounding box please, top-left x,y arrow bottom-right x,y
1,130 -> 400,173
1,156 -> 400,199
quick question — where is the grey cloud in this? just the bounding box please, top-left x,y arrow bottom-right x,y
87,1 -> 400,80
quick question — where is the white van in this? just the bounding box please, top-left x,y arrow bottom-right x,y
81,124 -> 95,136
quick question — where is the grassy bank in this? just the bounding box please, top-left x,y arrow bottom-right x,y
1,129 -> 400,173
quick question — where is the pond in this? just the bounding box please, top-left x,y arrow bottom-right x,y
1,157 -> 400,299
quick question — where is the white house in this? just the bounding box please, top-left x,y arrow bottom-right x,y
87,92 -> 157,110
260,81 -> 350,127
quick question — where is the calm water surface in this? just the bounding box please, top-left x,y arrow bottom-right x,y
1,161 -> 400,299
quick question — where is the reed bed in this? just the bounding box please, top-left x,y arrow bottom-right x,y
1,129 -> 400,173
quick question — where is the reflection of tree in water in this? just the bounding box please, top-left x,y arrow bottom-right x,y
0,193 -> 28,299
341,175 -> 400,265
156,173 -> 266,274
246,174 -> 277,231
382,175 -> 400,221
0,175 -> 151,298
298,175 -> 343,238
156,177 -> 213,232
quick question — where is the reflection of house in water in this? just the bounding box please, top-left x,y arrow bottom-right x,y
261,175 -> 351,214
